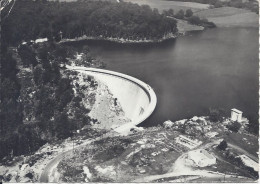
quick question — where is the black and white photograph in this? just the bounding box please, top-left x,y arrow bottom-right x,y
0,0 -> 259,182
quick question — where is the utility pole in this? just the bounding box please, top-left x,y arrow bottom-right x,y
133,145 -> 136,178
73,134 -> 75,180
115,152 -> 118,181
59,31 -> 63,40
224,171 -> 226,182
113,131 -> 118,181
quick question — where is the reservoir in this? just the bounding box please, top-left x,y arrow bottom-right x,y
66,28 -> 259,127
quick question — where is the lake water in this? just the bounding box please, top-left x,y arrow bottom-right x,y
67,28 -> 259,127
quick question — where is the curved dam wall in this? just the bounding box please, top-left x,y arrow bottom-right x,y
67,66 -> 157,134
88,72 -> 150,121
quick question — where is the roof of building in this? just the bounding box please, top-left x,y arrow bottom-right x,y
35,38 -> 48,43
231,108 -> 243,114
188,149 -> 216,167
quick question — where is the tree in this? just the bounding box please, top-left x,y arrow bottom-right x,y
0,52 -> 19,80
56,78 -> 72,96
55,113 -> 72,139
174,9 -> 185,19
214,1 -> 223,8
168,9 -> 174,16
227,121 -> 241,133
217,140 -> 227,150
185,9 -> 193,17
54,45 -> 69,63
209,108 -> 225,122
187,15 -> 201,25
18,45 -> 37,67
247,115 -> 259,135
0,78 -> 20,99
33,66 -> 44,85
153,8 -> 159,15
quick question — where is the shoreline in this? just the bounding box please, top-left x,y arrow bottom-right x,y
59,28 -> 208,44
58,24 -> 257,45
59,33 -> 180,44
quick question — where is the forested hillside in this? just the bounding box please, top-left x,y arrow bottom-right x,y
2,0 -> 177,45
0,41 -> 102,160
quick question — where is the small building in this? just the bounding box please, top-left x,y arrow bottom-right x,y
231,108 -> 243,122
175,135 -> 202,149
205,131 -> 218,138
35,38 -> 48,43
187,149 -> 216,167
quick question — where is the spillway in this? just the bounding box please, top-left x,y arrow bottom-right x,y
68,66 -> 157,134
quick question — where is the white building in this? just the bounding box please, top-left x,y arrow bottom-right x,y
187,149 -> 216,167
231,108 -> 243,122
35,38 -> 48,43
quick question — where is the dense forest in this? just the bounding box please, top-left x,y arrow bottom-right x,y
0,40 -> 102,160
2,0 -> 177,45
1,12 -> 104,160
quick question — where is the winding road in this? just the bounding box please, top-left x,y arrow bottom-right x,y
39,66 -> 157,182
39,135 -> 110,182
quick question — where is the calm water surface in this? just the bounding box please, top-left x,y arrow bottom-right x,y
68,28 -> 259,126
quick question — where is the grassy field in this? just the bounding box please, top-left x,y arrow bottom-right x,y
53,0 -> 258,28
123,0 -> 209,12
223,132 -> 259,157
194,7 -> 258,27
122,0 -> 258,28
195,7 -> 249,17
175,18 -> 204,33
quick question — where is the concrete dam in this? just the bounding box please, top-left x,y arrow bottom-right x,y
68,66 -> 157,134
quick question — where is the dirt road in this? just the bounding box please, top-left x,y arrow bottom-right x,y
39,131 -> 117,182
